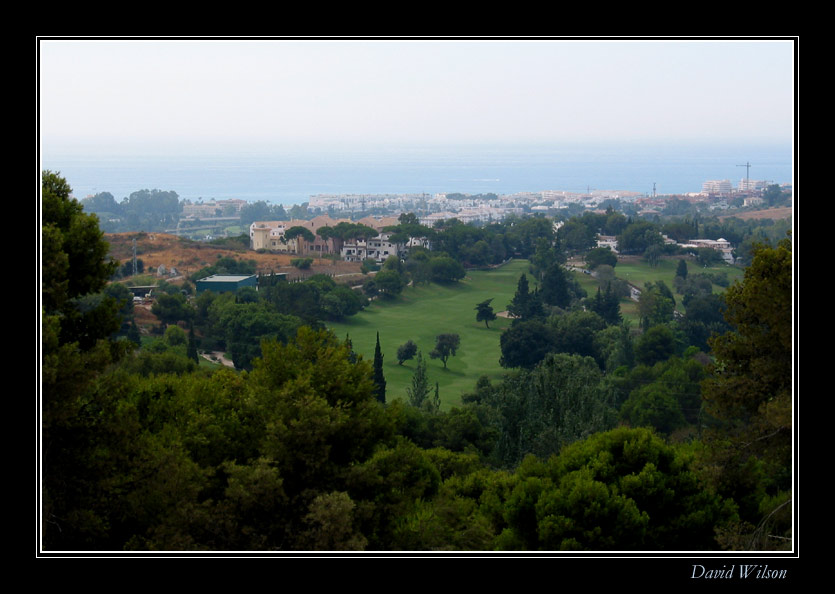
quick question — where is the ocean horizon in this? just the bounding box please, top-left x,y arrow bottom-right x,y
40,142 -> 794,207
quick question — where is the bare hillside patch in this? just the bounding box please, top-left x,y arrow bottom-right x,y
106,232 -> 363,281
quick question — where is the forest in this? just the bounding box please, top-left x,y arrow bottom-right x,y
41,170 -> 793,552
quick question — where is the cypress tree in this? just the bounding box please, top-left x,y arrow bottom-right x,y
187,322 -> 199,364
591,287 -> 604,316
372,332 -> 386,404
603,282 -> 622,325
431,382 -> 441,413
345,333 -> 357,364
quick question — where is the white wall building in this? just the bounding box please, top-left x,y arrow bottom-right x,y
702,180 -> 733,195
341,232 -> 402,263
681,237 -> 735,263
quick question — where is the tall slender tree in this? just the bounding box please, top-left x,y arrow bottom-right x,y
187,322 -> 199,363
406,351 -> 432,409
431,382 -> 441,413
373,332 -> 386,404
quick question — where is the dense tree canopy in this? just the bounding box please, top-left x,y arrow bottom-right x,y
42,172 -> 133,549
373,269 -> 405,298
585,246 -> 618,270
487,353 -> 618,467
42,172 -> 120,321
617,221 -> 664,255
499,319 -> 557,369
700,237 -> 792,534
42,179 -> 790,552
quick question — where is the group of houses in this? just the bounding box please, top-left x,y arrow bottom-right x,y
249,215 -> 429,263
595,234 -> 735,264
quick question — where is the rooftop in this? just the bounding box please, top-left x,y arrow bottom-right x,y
197,274 -> 256,283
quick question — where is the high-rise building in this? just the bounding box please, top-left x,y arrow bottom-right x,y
702,179 -> 733,195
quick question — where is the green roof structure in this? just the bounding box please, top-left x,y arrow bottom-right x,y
195,274 -> 258,294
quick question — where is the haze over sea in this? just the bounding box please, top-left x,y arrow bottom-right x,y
42,142 -> 793,208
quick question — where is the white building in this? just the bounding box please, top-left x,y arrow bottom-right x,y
681,237 -> 735,264
182,198 -> 247,218
702,180 -> 733,195
739,179 -> 769,192
250,215 -> 421,263
597,235 -> 618,252
249,215 -> 352,254
341,232 -> 402,263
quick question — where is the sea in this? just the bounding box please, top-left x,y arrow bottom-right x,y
40,143 -> 794,207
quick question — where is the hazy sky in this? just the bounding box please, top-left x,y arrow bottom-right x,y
39,38 -> 795,153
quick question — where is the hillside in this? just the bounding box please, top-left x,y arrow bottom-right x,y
105,232 -> 363,281
718,206 -> 792,221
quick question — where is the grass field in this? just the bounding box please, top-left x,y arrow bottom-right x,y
327,260 -> 532,409
615,256 -> 744,290
615,256 -> 744,320
326,255 -> 745,408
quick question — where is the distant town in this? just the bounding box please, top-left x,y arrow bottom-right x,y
302,175 -> 785,222
178,176 -> 788,223
81,176 -> 792,253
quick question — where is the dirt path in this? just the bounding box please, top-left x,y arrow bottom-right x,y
201,351 -> 235,368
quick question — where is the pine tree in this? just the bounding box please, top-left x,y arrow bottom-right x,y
540,263 -> 571,308
507,274 -> 545,321
506,274 -> 531,319
372,332 -> 386,404
396,339 -> 418,365
475,298 -> 497,328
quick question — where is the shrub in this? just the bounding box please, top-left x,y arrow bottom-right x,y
291,257 -> 314,270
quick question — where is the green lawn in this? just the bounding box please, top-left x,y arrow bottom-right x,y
615,256 -> 744,321
327,260 -> 532,409
326,255 -> 743,408
615,256 -> 743,292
